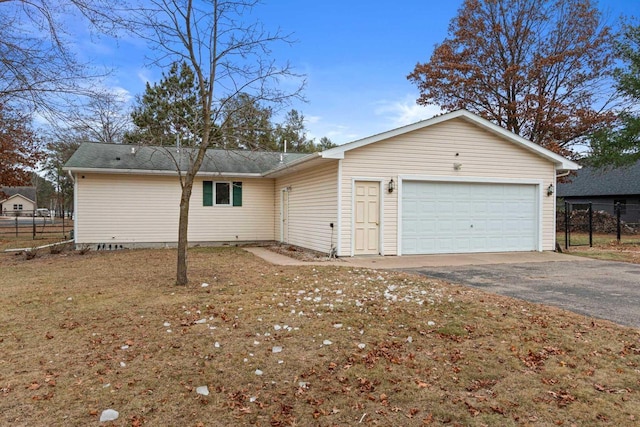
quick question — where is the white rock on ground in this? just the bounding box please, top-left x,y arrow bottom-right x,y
99,409 -> 119,422
272,346 -> 283,353
196,386 -> 209,396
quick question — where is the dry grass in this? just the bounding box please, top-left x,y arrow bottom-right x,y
558,232 -> 640,264
1,247 -> 639,426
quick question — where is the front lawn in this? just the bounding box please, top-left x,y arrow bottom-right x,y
1,247 -> 638,425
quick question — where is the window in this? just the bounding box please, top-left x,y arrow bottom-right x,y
216,182 -> 230,205
614,199 -> 627,215
13,204 -> 22,210
203,181 -> 242,206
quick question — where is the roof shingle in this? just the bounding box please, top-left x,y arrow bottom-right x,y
557,161 -> 640,197
64,143 -> 312,175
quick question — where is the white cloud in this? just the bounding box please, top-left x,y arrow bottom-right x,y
374,95 -> 442,128
305,114 -> 321,125
137,69 -> 153,86
306,123 -> 360,145
110,86 -> 133,104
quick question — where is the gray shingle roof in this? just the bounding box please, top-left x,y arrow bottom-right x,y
0,186 -> 36,202
557,161 -> 640,197
64,143 -> 312,175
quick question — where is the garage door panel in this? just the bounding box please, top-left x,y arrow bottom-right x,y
402,181 -> 538,254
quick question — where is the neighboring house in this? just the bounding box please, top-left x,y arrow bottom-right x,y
63,109 -> 579,256
0,187 -> 36,216
557,161 -> 640,223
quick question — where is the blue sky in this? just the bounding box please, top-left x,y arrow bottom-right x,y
88,0 -> 637,145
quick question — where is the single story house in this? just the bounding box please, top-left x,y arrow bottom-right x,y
0,187 -> 36,216
64,109 -> 579,256
557,161 -> 640,223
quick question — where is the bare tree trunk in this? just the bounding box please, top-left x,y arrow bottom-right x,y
176,179 -> 193,286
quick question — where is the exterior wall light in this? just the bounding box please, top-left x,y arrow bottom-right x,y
388,178 -> 395,193
453,163 -> 462,171
547,184 -> 554,196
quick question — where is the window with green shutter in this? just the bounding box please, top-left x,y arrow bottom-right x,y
203,181 -> 242,206
203,181 -> 213,206
233,182 -> 242,206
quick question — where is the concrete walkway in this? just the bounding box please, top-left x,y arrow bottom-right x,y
245,247 -> 582,269
244,247 -> 346,266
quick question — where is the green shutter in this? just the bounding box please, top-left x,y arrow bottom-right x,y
232,182 -> 242,206
203,181 -> 213,206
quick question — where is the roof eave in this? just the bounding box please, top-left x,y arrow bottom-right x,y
319,109 -> 581,170
262,152 -> 323,177
64,167 -> 263,178
0,193 -> 35,204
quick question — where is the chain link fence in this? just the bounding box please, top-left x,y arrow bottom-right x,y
557,201 -> 640,248
0,209 -> 73,241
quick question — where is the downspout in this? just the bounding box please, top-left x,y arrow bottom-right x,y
553,169 -> 571,252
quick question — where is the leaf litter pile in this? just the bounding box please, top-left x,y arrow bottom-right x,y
1,247 -> 639,426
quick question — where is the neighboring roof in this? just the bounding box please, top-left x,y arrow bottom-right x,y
0,186 -> 36,203
557,161 -> 640,197
63,143 -> 312,176
320,109 -> 580,171
0,193 -> 35,204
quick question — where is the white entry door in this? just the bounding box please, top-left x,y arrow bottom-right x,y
402,181 -> 538,254
354,181 -> 380,255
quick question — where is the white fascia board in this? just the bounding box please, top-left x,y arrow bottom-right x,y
1,193 -> 36,204
63,167 -> 262,178
319,109 -> 580,170
458,113 -> 581,170
262,153 -> 324,177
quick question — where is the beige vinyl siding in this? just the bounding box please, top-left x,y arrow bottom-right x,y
339,118 -> 556,255
1,194 -> 35,214
189,178 -> 275,242
275,161 -> 338,254
75,173 -> 274,245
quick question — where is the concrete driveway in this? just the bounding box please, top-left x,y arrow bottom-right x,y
404,257 -> 640,329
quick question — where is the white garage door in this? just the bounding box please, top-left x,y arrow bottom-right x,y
402,181 -> 538,254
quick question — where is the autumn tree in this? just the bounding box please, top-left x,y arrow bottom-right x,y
589,22 -> 640,167
407,0 -> 616,156
0,103 -> 42,191
125,0 -> 302,285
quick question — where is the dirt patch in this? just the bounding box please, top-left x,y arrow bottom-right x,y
265,243 -> 339,262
